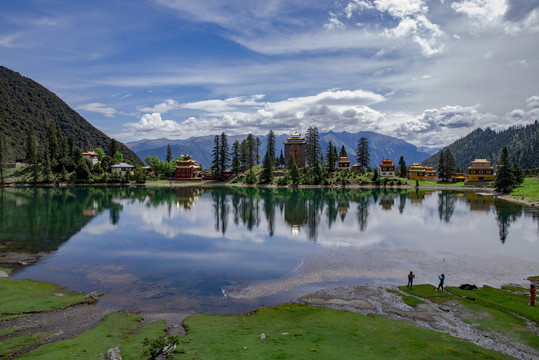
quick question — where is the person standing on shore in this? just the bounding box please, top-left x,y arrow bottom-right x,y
407,271 -> 415,288
530,285 -> 536,306
437,274 -> 445,291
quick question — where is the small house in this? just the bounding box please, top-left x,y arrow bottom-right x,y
81,151 -> 99,165
378,159 -> 396,177
424,166 -> 437,181
111,162 -> 134,175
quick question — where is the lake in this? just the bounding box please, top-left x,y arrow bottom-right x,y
1,186 -> 538,314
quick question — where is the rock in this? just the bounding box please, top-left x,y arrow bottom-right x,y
260,333 -> 266,340
459,284 -> 478,290
0,271 -> 8,278
84,291 -> 99,300
104,347 -> 122,360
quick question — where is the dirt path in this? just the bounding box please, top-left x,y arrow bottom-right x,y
299,285 -> 538,360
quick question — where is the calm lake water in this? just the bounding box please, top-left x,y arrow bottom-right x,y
1,186 -> 538,314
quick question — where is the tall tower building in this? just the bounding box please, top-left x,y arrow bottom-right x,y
284,130 -> 307,168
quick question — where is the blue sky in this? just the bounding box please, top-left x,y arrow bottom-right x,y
1,0 -> 538,149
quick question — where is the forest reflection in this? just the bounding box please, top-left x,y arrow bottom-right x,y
1,186 -> 536,251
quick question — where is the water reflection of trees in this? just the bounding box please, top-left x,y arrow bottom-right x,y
494,200 -> 523,244
438,191 -> 456,223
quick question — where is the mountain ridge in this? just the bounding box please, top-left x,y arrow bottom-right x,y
0,66 -> 139,162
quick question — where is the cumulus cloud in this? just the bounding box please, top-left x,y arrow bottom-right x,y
76,102 -> 117,117
327,0 -> 445,56
138,99 -> 180,113
128,113 -> 182,135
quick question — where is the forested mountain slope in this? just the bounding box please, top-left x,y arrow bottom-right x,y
0,66 -> 138,162
422,122 -> 539,170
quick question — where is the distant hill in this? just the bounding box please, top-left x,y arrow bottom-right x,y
0,66 -> 138,162
422,122 -> 539,171
127,131 -> 431,169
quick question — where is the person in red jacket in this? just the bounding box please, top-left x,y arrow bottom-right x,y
530,285 -> 536,306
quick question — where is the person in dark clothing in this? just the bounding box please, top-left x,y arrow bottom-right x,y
530,285 -> 536,306
437,274 -> 445,291
407,271 -> 415,288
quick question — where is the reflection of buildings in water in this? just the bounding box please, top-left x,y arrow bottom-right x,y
408,190 -> 433,205
337,200 -> 349,220
175,187 -> 201,209
379,193 -> 397,211
291,225 -> 300,237
465,193 -> 494,213
82,200 -> 99,216
284,201 -> 307,227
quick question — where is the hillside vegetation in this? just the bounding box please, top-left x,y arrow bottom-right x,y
422,122 -> 539,170
0,66 -> 138,162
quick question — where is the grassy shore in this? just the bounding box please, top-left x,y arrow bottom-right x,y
2,276 -> 537,359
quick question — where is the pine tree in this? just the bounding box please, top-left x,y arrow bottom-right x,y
246,134 -> 256,170
166,144 -> 173,163
0,135 -> 4,185
398,156 -> 407,178
260,130 -> 276,183
326,141 -> 336,172
211,135 -> 220,176
305,126 -> 321,168
495,147 -> 515,193
108,138 -> 120,158
438,148 -> 456,182
356,137 -> 370,171
287,155 -> 300,185
339,145 -> 347,158
231,140 -> 241,175
279,150 -> 285,168
256,137 -> 262,165
218,132 -> 230,181
43,142 -> 52,183
26,128 -> 39,183
240,139 -> 248,170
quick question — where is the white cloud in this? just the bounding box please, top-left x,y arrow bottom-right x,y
138,99 -> 180,113
180,95 -> 265,113
128,113 -> 183,136
76,102 -> 117,117
451,0 -> 507,25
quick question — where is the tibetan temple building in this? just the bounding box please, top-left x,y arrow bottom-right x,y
378,159 -> 396,177
174,155 -> 201,180
337,156 -> 350,170
408,163 -> 426,181
284,131 -> 307,168
467,159 -> 495,182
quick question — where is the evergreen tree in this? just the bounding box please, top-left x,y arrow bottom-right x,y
339,145 -> 347,158
133,164 -> 147,183
43,142 -> 52,182
166,144 -> 173,163
231,140 -> 241,175
398,156 -> 407,178
0,136 -> 4,184
260,130 -> 276,183
438,148 -> 456,182
305,126 -> 321,168
256,137 -> 262,165
512,163 -> 524,185
108,138 -> 120,158
211,135 -> 220,175
246,134 -> 257,170
240,139 -> 248,170
356,137 -> 370,170
75,158 -> 92,181
495,147 -> 515,193
326,141 -> 337,172
26,127 -> 39,183
287,155 -> 300,185
266,130 -> 276,166
260,151 -> 274,183
218,132 -> 230,181
46,123 -> 58,167
279,150 -> 285,168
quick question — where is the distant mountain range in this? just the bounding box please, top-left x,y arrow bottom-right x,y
422,121 -> 539,171
0,66 -> 138,162
127,131 -> 432,169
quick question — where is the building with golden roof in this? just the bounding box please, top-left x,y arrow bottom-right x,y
174,155 -> 201,180
337,156 -> 350,170
408,163 -> 426,181
424,166 -> 437,181
467,159 -> 494,182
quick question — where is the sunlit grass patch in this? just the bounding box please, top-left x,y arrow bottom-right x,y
387,289 -> 426,307
399,284 -> 456,304
19,311 -> 167,359
180,303 -> 511,359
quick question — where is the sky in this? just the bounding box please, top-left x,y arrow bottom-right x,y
1,0 -> 538,149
